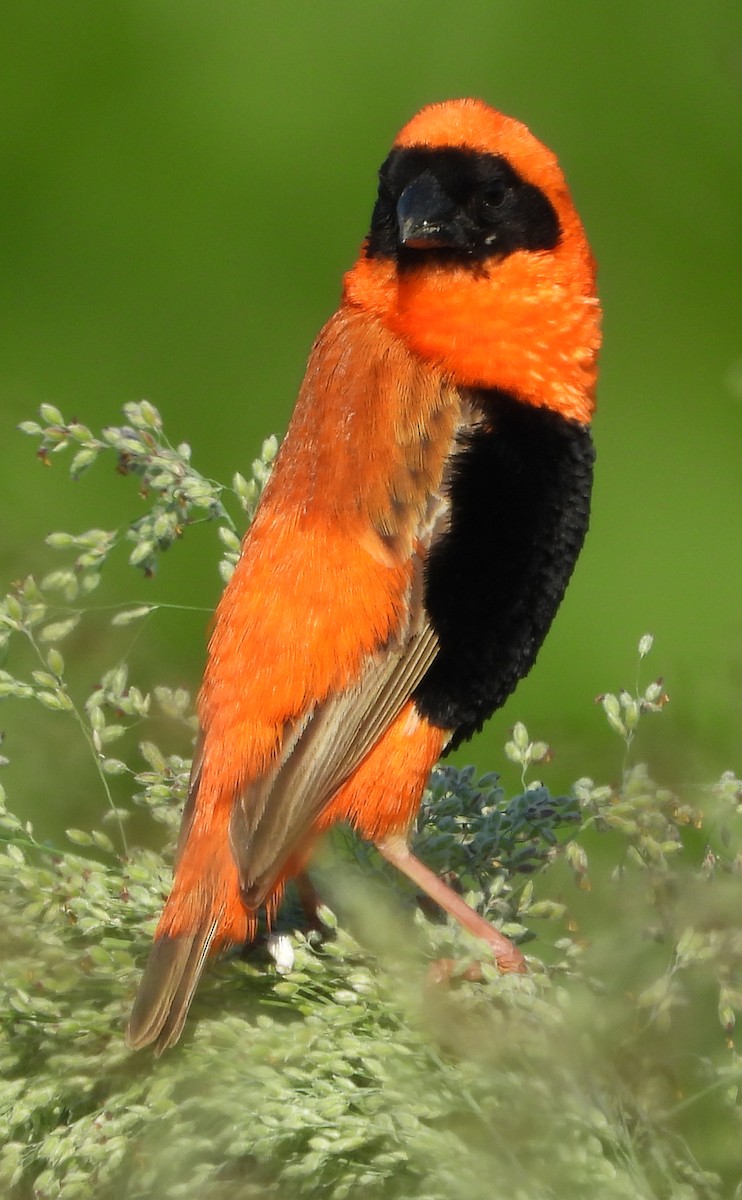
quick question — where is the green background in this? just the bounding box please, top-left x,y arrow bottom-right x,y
1,1 -> 740,838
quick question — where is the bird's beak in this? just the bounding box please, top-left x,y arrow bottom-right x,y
396,171 -> 458,249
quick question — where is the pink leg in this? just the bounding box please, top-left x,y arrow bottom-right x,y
375,835 -> 526,974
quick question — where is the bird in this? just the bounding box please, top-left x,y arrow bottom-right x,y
126,98 -> 601,1053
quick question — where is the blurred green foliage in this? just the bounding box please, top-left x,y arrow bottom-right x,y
1,401 -> 741,1198
1,1 -> 740,842
2,631 -> 742,1198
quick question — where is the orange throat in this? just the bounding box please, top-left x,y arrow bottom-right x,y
344,244 -> 601,425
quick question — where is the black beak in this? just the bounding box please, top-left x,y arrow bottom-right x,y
396,171 -> 458,249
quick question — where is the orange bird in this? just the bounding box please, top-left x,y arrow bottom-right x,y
127,99 -> 601,1053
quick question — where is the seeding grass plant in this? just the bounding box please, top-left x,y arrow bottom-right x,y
0,405 -> 740,1198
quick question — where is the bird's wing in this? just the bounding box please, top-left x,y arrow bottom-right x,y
228,543 -> 442,906
181,306 -> 469,908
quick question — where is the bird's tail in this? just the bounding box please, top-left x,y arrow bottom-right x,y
126,830 -> 252,1055
125,921 -> 220,1055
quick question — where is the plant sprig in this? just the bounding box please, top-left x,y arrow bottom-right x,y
0,407 -> 740,1200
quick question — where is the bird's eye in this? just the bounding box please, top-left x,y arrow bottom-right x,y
477,180 -> 509,218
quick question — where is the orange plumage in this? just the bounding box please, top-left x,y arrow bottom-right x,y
127,99 -> 601,1053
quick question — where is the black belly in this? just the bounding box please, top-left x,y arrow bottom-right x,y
412,388 -> 595,749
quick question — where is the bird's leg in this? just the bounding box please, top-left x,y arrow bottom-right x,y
294,871 -> 326,930
374,835 -> 527,974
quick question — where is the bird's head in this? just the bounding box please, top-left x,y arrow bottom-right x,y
344,99 -> 601,423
